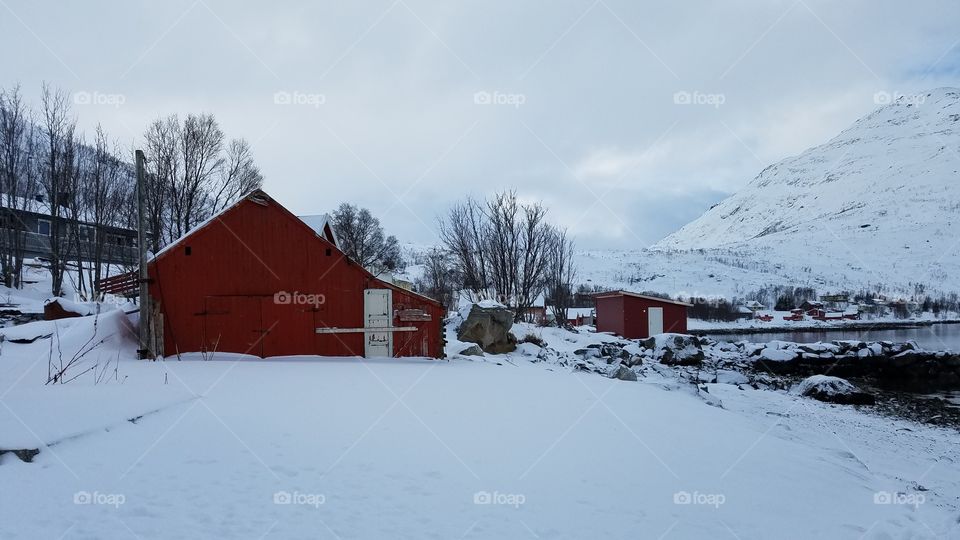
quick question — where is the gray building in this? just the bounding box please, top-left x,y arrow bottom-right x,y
0,194 -> 138,265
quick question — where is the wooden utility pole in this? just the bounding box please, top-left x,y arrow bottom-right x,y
135,150 -> 153,359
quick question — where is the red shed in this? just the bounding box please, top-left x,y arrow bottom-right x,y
146,190 -> 444,359
593,291 -> 691,339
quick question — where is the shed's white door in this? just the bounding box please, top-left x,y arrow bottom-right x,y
364,289 -> 393,357
648,307 -> 664,336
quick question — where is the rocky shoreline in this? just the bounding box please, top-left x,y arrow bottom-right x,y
690,318 -> 960,336
533,333 -> 960,430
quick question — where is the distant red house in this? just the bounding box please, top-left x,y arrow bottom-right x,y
593,291 -> 691,339
140,190 -> 444,359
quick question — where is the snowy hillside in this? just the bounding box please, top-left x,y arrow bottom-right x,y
646,88 -> 960,296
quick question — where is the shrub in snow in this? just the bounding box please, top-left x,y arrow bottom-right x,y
795,375 -> 876,405
518,333 -> 546,348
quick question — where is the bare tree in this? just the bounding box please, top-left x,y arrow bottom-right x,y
143,114 -> 258,251
415,247 -> 455,310
545,227 -> 577,326
0,84 -> 36,287
208,138 -> 263,214
82,126 -> 131,297
330,203 -> 401,273
438,197 -> 488,292
143,116 -> 178,252
514,200 -> 552,320
39,83 -> 77,296
440,191 -> 556,321
169,113 -> 223,241
61,129 -> 87,297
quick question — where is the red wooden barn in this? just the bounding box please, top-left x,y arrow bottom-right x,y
144,190 -> 444,359
593,291 -> 691,339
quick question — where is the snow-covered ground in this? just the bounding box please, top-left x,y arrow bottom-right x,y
0,260 -> 135,317
1,312 -> 958,539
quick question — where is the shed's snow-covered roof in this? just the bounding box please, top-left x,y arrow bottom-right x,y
592,290 -> 694,307
297,214 -> 339,247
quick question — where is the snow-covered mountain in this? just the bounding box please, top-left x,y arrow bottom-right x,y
404,90 -> 960,300
643,87 -> 960,297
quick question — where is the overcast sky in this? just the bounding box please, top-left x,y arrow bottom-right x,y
2,0 -> 959,249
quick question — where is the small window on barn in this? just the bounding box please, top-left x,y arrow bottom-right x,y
325,248 -> 332,256
185,246 -> 192,256
37,219 -> 51,236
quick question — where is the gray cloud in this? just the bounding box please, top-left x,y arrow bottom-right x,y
2,0 -> 959,248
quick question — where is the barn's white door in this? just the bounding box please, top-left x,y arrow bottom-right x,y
648,307 -> 664,336
364,289 -> 393,358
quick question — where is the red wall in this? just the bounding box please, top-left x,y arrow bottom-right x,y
595,295 -> 624,337
148,193 -> 444,358
595,294 -> 688,339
